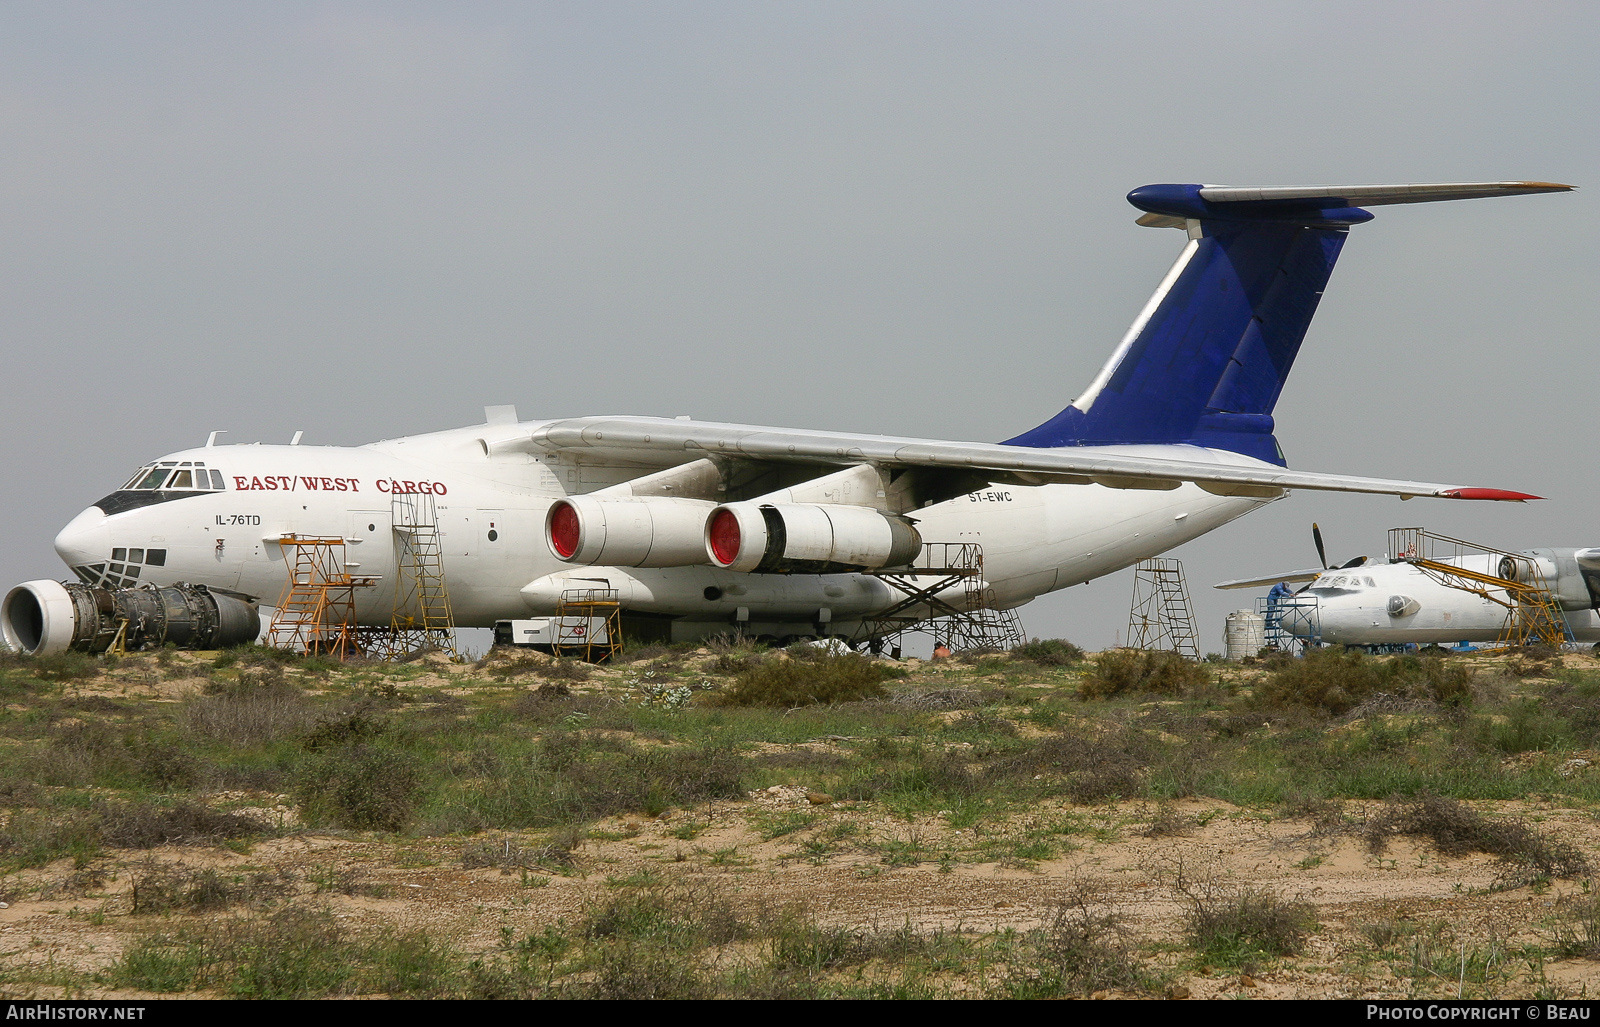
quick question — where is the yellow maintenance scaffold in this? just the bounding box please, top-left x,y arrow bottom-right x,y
266,535 -> 375,659
1387,527 -> 1571,648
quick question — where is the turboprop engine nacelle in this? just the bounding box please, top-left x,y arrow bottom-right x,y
1502,548 -> 1600,611
545,495 -> 716,568
1,580 -> 261,656
705,503 -> 922,574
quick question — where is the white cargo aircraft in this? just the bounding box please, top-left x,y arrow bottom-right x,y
1217,544 -> 1600,646
1,181 -> 1573,656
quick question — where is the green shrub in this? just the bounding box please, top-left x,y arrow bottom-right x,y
181,679 -> 317,745
0,809 -> 101,867
126,735 -> 201,790
1471,698 -> 1574,753
713,653 -> 898,707
1255,648 -> 1473,715
1079,649 -> 1209,699
30,652 -> 101,681
996,881 -> 1153,997
1011,638 -> 1084,666
1549,887 -> 1600,958
295,745 -> 423,832
707,637 -> 770,675
1174,868 -> 1315,966
985,728 -> 1152,803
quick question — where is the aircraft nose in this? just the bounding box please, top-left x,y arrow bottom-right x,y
53,507 -> 109,570
1279,603 -> 1318,638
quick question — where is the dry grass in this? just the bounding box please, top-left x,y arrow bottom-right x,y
1363,793 -> 1589,883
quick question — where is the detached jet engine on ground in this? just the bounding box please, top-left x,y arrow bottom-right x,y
1,180 -> 1572,656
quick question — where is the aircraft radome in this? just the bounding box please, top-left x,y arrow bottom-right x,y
0,180 -> 1574,657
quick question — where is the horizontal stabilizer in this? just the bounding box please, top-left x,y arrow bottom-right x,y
1128,181 -> 1574,227
1198,181 -> 1573,207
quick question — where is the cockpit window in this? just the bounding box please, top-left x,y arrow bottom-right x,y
119,460 -> 223,492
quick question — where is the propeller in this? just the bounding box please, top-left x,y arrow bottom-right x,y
1309,522 -> 1369,576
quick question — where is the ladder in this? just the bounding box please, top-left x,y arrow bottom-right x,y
1127,558 -> 1200,660
381,492 -> 459,659
266,536 -> 374,658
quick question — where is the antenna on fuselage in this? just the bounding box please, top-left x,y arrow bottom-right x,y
205,430 -> 227,448
290,431 -> 304,446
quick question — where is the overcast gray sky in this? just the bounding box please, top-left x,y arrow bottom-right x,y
2,1 -> 1595,652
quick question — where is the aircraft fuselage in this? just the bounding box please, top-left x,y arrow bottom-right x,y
51,420 -> 1272,640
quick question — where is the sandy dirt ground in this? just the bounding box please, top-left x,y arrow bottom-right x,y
2,790 -> 1596,999
3,648 -> 1597,1000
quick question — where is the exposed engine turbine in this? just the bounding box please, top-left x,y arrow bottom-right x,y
705,502 -> 922,574
1,580 -> 260,656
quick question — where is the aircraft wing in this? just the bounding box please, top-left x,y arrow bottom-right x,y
1213,569 -> 1324,590
521,416 -> 1539,502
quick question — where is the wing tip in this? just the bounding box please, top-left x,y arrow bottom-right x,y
1440,487 -> 1544,502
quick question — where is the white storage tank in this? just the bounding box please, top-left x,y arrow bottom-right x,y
1224,610 -> 1266,660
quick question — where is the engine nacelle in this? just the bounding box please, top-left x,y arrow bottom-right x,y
545,496 -> 716,568
704,503 -> 922,574
1,580 -> 261,656
1503,549 -> 1600,611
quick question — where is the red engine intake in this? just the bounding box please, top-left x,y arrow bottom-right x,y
703,502 -> 921,574
544,495 -> 716,568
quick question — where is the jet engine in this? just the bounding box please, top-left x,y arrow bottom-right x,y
545,496 -> 716,568
705,502 -> 922,574
1,580 -> 260,657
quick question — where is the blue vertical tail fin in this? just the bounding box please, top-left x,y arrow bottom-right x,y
1005,181 -> 1572,465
